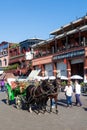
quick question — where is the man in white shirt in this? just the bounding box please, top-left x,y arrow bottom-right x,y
74,80 -> 82,106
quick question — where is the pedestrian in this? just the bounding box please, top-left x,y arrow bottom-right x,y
0,80 -> 1,91
70,80 -> 75,92
74,80 -> 82,106
64,81 -> 73,107
1,79 -> 5,92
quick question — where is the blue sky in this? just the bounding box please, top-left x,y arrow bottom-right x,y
0,0 -> 87,43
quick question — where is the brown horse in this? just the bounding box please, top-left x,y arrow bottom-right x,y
26,80 -> 50,113
48,78 -> 61,114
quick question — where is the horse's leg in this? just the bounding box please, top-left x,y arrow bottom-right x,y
44,96 -> 49,113
27,102 -> 30,112
36,98 -> 40,114
55,97 -> 58,114
29,104 -> 33,113
27,97 -> 33,113
50,98 -> 52,113
42,97 -> 47,114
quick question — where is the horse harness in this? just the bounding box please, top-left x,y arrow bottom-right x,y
28,80 -> 60,99
29,85 -> 46,99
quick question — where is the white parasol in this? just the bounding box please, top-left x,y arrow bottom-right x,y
43,76 -> 49,80
49,76 -> 56,80
34,76 -> 43,81
70,75 -> 83,80
60,75 -> 68,80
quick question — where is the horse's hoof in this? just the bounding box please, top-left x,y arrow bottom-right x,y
43,110 -> 46,114
49,110 -> 52,114
56,110 -> 58,114
29,108 -> 33,113
38,112 -> 40,115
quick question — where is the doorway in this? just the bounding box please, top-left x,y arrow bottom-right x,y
71,63 -> 84,77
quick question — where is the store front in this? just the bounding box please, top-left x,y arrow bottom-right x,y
56,62 -> 67,77
45,64 -> 53,76
53,48 -> 85,78
71,59 -> 84,77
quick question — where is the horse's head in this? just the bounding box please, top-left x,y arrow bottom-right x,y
49,78 -> 61,93
40,79 -> 51,93
54,78 -> 61,88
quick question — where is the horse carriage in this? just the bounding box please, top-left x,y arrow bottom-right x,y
5,75 -> 61,114
5,70 -> 41,109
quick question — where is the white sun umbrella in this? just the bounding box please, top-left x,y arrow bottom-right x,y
70,75 -> 83,80
43,76 -> 49,80
84,80 -> 87,83
34,76 -> 43,81
49,76 -> 56,80
61,75 -> 68,80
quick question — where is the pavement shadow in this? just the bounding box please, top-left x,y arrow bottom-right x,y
1,99 -> 7,104
83,107 -> 87,111
57,98 -> 67,107
82,93 -> 87,96
1,99 -> 15,105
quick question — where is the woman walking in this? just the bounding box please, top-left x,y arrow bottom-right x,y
64,81 -> 73,107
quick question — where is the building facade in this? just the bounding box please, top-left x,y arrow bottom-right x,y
9,38 -> 43,75
0,41 -> 13,68
32,16 -> 87,81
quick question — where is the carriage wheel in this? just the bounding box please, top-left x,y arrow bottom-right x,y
15,96 -> 22,109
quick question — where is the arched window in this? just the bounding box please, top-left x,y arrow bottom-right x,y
4,59 -> 7,66
0,60 -> 2,66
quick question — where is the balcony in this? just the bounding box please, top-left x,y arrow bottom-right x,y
33,41 -> 87,59
9,53 -> 25,64
10,53 -> 24,60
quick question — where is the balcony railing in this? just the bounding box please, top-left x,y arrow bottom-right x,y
9,53 -> 25,60
33,42 -> 87,59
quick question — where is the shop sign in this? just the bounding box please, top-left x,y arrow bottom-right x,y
53,49 -> 84,60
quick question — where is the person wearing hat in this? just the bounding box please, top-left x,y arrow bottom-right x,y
64,81 -> 73,107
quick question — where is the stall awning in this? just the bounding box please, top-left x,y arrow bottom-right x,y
0,70 -> 4,75
16,69 -> 41,82
27,69 -> 41,80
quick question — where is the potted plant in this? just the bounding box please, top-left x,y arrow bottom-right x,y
61,81 -> 67,92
